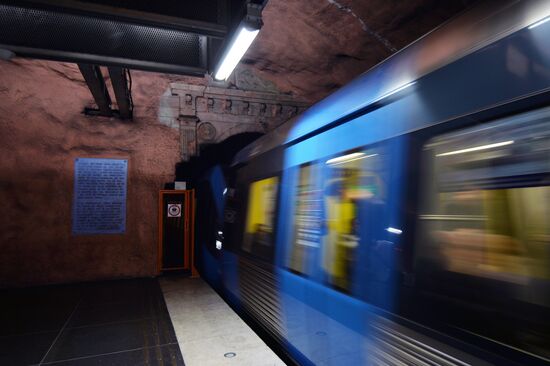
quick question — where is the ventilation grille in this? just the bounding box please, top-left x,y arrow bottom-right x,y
0,3 -> 203,71
238,257 -> 285,342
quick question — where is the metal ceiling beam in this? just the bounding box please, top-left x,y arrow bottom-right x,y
16,0 -> 228,38
108,67 -> 133,120
0,1 -> 209,76
78,64 -> 112,117
0,0 -> 267,77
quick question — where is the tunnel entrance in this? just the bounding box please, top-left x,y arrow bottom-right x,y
174,131 -> 263,189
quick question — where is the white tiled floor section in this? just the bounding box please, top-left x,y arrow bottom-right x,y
159,276 -> 286,366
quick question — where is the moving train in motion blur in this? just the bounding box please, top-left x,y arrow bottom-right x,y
194,1 -> 550,365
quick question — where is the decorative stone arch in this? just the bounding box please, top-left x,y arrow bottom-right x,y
215,123 -> 265,143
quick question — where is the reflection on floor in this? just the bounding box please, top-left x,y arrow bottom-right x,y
0,278 -> 184,366
159,276 -> 285,366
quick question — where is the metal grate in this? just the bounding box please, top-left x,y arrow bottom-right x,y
0,2 -> 203,73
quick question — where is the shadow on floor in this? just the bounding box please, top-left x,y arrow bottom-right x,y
0,278 -> 184,366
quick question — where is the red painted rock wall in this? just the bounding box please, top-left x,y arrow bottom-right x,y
244,0 -> 478,102
0,59 -> 186,287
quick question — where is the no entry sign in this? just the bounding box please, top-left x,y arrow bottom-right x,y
167,203 -> 182,217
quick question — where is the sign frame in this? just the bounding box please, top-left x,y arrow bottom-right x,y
72,157 -> 128,235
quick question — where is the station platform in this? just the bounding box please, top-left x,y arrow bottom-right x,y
160,276 -> 284,366
0,277 -> 284,366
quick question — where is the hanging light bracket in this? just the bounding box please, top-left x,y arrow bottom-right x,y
213,2 -> 263,81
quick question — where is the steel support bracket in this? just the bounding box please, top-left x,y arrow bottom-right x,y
78,63 -> 112,117
108,66 -> 133,120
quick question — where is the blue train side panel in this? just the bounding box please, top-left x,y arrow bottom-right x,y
203,6 -> 550,366
197,166 -> 226,289
285,23 -> 550,168
199,166 -> 243,302
270,14 -> 550,366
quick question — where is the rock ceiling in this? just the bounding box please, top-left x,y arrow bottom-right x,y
240,0 -> 479,103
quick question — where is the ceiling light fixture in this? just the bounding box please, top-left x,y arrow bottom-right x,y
214,4 -> 262,81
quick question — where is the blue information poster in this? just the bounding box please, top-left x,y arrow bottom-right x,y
72,158 -> 128,235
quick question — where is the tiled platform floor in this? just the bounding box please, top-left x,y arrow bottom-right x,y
0,278 -> 184,366
160,276 -> 285,366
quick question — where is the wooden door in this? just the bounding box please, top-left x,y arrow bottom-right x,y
158,190 -> 196,274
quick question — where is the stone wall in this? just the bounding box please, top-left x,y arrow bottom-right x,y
0,58 -> 307,287
158,82 -> 309,161
0,59 -> 184,287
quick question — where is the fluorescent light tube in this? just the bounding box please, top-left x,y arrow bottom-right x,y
214,26 -> 260,80
436,140 -> 514,157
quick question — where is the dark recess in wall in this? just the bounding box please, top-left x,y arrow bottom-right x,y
171,132 -> 263,189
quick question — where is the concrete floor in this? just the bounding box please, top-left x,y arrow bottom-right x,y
159,276 -> 286,366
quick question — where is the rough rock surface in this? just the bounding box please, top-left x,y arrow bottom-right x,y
243,0 -> 479,102
0,59 -> 198,287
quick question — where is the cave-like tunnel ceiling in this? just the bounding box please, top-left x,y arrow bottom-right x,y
246,0 -> 480,103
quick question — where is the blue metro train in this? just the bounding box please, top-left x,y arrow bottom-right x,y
195,1 -> 550,364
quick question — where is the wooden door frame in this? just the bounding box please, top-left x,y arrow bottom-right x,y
158,190 -> 192,274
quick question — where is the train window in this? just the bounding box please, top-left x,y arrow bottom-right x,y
242,176 -> 279,262
416,107 -> 550,359
288,147 -> 391,295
